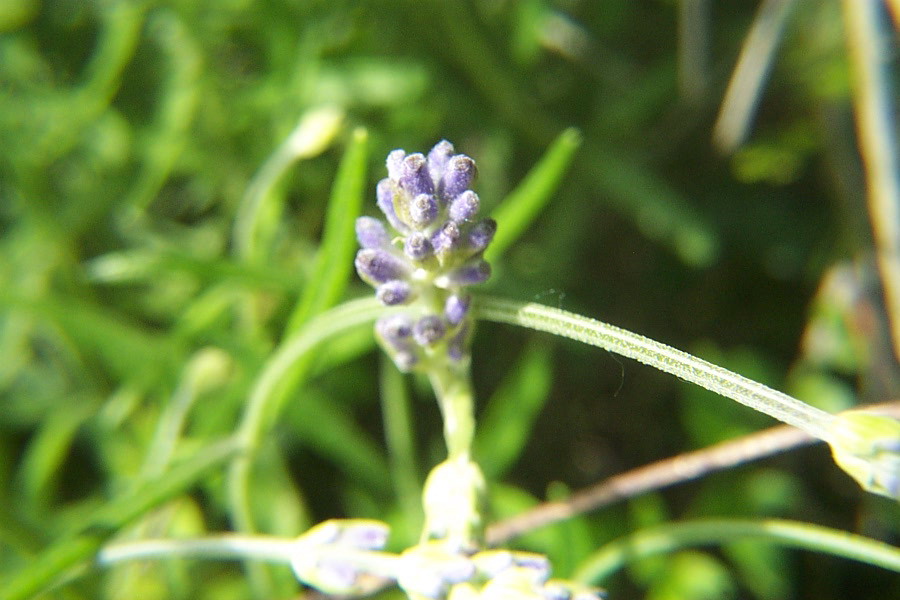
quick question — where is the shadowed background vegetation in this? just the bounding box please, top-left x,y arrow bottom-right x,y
1,1 -> 899,599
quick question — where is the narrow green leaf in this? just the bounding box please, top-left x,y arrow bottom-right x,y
15,403 -> 92,506
487,127 -> 582,261
573,518 -> 900,586
286,127 -> 369,333
473,342 -> 553,479
289,389 -> 392,496
379,356 -> 422,519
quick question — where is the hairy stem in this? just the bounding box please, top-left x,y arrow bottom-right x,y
473,295 -> 835,439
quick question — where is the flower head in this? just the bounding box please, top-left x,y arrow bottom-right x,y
355,141 -> 496,371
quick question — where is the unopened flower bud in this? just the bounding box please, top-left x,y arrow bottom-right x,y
445,294 -> 470,326
400,153 -> 435,197
433,221 -> 462,255
377,178 -> 408,233
467,218 -> 497,253
377,280 -> 413,305
386,149 -> 406,180
355,249 -> 410,285
449,190 -> 480,223
414,315 -> 447,346
442,155 -> 476,200
376,313 -> 414,344
410,193 -> 439,227
437,260 -> 491,287
428,140 -> 455,184
404,232 -> 433,261
447,322 -> 470,362
356,216 -> 391,249
376,314 -> 418,372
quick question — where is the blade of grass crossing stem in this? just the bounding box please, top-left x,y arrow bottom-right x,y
0,438 -> 240,600
486,127 -> 582,261
286,128 -> 369,333
227,298 -> 384,594
473,343 -> 553,480
379,356 -> 422,523
573,518 -> 900,586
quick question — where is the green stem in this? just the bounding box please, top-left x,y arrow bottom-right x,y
573,518 -> 900,585
99,535 -> 297,565
428,359 -> 476,460
473,295 -> 835,440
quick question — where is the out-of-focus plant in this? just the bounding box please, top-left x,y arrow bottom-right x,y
3,2 -> 900,599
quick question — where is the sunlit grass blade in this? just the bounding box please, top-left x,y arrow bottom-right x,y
121,10 -> 200,216
573,518 -> 900,585
233,106 -> 345,262
15,403 -> 93,507
286,127 -> 369,333
842,0 -> 900,362
712,0 -> 796,152
379,356 -> 422,525
486,127 -> 582,261
227,297 -> 385,589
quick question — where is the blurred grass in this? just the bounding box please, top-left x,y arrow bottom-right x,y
1,1 -> 899,599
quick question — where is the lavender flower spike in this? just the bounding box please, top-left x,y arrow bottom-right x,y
357,141 -> 496,370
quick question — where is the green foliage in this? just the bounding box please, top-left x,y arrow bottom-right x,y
2,1 -> 899,599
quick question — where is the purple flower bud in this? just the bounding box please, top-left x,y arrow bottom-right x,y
333,520 -> 390,550
438,260 -> 491,287
355,248 -> 410,285
399,153 -> 434,197
409,193 -> 439,227
444,294 -> 470,326
413,315 -> 446,346
376,314 -> 413,346
512,553 -> 551,576
376,280 -> 413,305
427,140 -> 455,184
441,155 -> 476,200
467,218 -> 497,252
355,216 -> 390,249
447,322 -> 470,361
386,149 -> 406,180
432,221 -> 461,254
313,558 -> 360,591
404,232 -> 433,261
377,178 -> 409,234
448,190 -> 480,222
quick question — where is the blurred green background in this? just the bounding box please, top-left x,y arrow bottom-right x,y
1,0 -> 899,598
